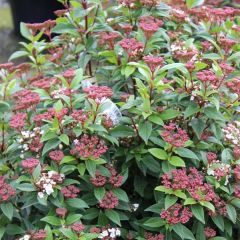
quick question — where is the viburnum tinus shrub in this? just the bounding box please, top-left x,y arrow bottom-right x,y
0,0 -> 240,239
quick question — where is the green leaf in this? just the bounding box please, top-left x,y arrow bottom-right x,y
169,156 -> 185,167
112,188 -> 129,202
1,202 -> 13,220
9,51 -> 28,61
211,216 -> 224,231
144,217 -> 165,228
165,195 -> 178,209
0,227 -> 5,240
60,156 -> 76,165
94,187 -> 105,201
227,204 -> 237,223
174,190 -> 187,199
105,209 -> 121,226
148,113 -> 164,125
20,22 -> 32,40
44,225 -> 53,240
66,214 -> 82,225
66,198 -> 89,209
204,107 -> 224,121
173,224 -> 196,240
184,102 -> 200,119
191,118 -> 205,139
41,216 -> 61,226
201,201 -> 215,212
70,68 -> 83,89
17,183 -> 35,192
184,198 -> 197,205
191,205 -> 205,224
159,109 -> 181,120
42,139 -> 61,156
59,134 -> 70,145
60,228 -> 78,240
160,63 -> 188,75
186,0 -> 204,9
139,121 -> 152,144
149,148 -> 168,160
0,101 -> 10,112
85,160 -> 96,177
174,148 -> 199,160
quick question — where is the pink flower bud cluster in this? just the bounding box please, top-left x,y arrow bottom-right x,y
162,168 -> 216,202
143,55 -> 164,72
0,62 -> 14,70
21,158 -> 40,174
233,147 -> 240,160
91,170 -> 107,187
139,16 -> 163,39
144,232 -> 165,240
201,41 -> 212,52
234,165 -> 240,181
140,0 -> 158,7
219,62 -> 235,75
71,110 -> 91,126
83,85 -> 113,103
160,203 -> 192,224
70,134 -> 108,159
207,152 -> 218,164
99,32 -> 120,49
171,8 -> 187,22
13,89 -> 40,110
49,150 -> 64,164
102,115 -> 114,129
10,112 -> 27,131
31,77 -> 55,90
119,38 -> 144,58
234,185 -> 240,198
56,207 -> 68,218
34,107 -> 68,126
171,41 -> 198,62
0,176 -> 16,202
219,37 -> 237,53
71,222 -> 85,233
91,165 -> 123,188
61,185 -> 80,198
99,191 -> 119,209
160,123 -> 189,148
31,229 -> 47,240
204,227 -> 216,238
63,68 -> 76,80
226,78 -> 240,96
209,197 -> 227,216
197,70 -> 218,86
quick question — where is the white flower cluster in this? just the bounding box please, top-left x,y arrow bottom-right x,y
51,88 -> 74,99
17,127 -> 44,158
19,235 -> 31,240
99,228 -> 121,239
223,121 -> 240,147
207,162 -> 231,185
36,171 -> 65,198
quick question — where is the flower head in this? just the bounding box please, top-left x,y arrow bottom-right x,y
99,191 -> 119,209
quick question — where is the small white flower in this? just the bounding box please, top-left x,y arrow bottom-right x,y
132,203 -> 139,211
38,192 -> 44,198
19,234 -> 31,240
99,230 -> 109,238
45,184 -> 54,195
116,228 -> 121,236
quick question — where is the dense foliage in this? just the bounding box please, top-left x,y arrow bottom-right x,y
0,0 -> 240,239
